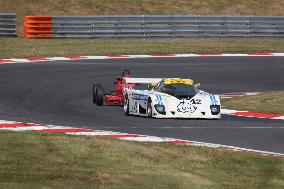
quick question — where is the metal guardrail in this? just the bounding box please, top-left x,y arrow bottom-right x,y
24,15 -> 284,39
0,13 -> 17,37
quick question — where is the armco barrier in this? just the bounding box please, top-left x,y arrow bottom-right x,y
24,15 -> 284,39
0,13 -> 17,37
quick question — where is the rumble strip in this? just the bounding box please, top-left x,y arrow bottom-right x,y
0,120 -> 283,157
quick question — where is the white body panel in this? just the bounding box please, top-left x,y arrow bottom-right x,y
125,89 -> 221,119
123,77 -> 162,84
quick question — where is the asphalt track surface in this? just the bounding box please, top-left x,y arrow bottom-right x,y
0,57 -> 283,153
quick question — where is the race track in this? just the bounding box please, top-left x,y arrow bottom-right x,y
0,57 -> 283,153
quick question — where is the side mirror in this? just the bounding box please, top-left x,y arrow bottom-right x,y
195,83 -> 201,88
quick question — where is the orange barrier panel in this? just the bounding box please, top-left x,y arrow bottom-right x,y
24,16 -> 52,38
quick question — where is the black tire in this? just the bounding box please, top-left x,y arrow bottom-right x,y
147,99 -> 152,118
124,94 -> 129,115
95,85 -> 104,106
92,84 -> 99,104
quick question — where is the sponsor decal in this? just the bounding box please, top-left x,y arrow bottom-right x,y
163,78 -> 193,85
209,94 -> 218,105
132,94 -> 148,101
177,99 -> 201,113
123,86 -> 133,92
155,94 -> 163,105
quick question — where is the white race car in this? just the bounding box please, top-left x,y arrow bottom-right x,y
123,77 -> 221,119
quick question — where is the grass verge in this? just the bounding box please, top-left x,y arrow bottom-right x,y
221,91 -> 284,114
2,0 -> 284,58
2,0 -> 284,59
1,38 -> 284,58
0,131 -> 283,189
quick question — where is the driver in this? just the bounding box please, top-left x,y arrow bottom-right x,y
161,84 -> 175,94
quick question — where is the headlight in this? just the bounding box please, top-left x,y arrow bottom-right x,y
154,104 -> 166,115
210,105 -> 220,115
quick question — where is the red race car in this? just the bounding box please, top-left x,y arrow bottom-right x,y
93,70 -> 136,106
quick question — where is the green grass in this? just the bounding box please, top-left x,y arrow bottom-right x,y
1,38 -> 284,58
2,0 -> 284,58
221,91 -> 284,114
0,131 -> 283,189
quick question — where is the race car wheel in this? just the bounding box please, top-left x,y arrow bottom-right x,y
95,85 -> 104,106
124,94 -> 129,115
147,99 -> 153,118
92,84 -> 99,104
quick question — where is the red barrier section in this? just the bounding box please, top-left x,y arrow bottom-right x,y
24,16 -> 52,38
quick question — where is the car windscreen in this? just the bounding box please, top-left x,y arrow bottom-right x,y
158,83 -> 198,99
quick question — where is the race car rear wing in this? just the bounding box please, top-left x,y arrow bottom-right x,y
122,77 -> 163,84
